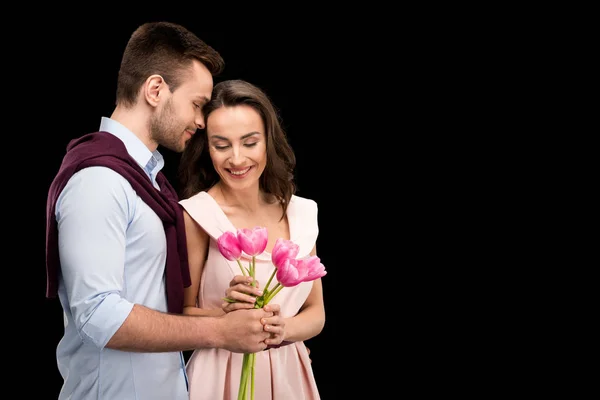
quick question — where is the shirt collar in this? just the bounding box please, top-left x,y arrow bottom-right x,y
99,117 -> 165,175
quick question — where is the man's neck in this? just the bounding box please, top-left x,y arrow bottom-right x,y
110,106 -> 157,152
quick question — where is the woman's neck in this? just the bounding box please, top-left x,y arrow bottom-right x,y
217,183 -> 266,214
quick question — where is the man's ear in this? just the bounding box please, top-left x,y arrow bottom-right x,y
143,75 -> 165,107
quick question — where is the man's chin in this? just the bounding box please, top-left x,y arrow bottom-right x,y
180,140 -> 191,152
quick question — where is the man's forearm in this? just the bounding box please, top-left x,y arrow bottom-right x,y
183,305 -> 225,318
106,304 -> 223,352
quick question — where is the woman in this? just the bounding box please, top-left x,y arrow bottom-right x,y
178,79 -> 325,399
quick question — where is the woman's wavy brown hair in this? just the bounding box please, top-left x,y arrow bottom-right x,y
178,79 -> 296,220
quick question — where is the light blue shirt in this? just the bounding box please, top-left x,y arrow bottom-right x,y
55,117 -> 188,400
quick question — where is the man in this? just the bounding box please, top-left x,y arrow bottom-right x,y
45,22 -> 276,400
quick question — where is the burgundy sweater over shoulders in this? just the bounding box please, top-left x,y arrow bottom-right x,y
45,131 -> 190,314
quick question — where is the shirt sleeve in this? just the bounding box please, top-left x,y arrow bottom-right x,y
55,166 -> 135,349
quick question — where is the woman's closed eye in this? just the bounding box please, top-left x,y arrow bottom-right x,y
214,143 -> 258,151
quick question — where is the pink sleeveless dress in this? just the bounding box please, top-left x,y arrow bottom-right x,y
179,191 -> 321,400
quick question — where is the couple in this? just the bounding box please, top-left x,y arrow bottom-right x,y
45,22 -> 325,400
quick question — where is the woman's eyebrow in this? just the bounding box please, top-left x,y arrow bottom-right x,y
211,132 -> 260,141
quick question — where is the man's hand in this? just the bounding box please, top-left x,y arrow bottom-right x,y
220,308 -> 272,353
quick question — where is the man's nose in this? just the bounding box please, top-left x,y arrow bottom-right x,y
195,114 -> 205,130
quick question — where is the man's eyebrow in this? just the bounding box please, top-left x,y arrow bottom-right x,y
211,132 -> 260,141
195,96 -> 210,103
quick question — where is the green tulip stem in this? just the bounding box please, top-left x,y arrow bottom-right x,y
264,283 -> 283,305
238,353 -> 250,400
250,256 -> 257,287
262,267 -> 277,294
236,259 -> 247,276
250,352 -> 256,400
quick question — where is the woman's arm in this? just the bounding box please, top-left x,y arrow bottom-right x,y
281,278 -> 325,342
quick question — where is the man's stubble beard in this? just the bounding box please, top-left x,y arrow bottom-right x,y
149,98 -> 184,153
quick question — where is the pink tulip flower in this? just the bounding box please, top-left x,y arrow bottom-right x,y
276,258 -> 304,287
217,231 -> 242,261
271,238 -> 300,269
300,255 -> 327,282
237,227 -> 268,256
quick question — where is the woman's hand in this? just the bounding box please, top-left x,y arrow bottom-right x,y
262,303 -> 286,346
221,275 -> 263,313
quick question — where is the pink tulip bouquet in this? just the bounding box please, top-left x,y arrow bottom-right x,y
217,226 -> 327,400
